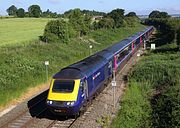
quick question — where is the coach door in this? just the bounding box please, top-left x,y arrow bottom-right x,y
84,79 -> 88,99
108,60 -> 113,76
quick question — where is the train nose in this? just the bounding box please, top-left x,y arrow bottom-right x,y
46,100 -> 80,115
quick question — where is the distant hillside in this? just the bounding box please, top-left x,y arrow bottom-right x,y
138,14 -> 180,19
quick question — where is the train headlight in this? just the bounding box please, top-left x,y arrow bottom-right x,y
47,100 -> 53,105
49,101 -> 53,104
70,102 -> 75,106
66,101 -> 75,106
67,102 -> 71,106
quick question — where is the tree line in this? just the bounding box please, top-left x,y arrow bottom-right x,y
6,5 -> 106,18
6,5 -> 61,18
40,8 -> 140,43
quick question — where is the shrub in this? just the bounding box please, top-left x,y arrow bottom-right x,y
124,17 -> 139,27
177,28 -> 180,49
42,20 -> 76,43
97,18 -> 115,29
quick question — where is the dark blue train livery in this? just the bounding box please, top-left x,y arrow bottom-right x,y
46,26 -> 154,116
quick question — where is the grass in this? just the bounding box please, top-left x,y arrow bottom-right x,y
0,21 -> 145,106
0,18 -> 51,46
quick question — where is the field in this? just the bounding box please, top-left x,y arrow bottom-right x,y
0,18 -> 50,46
0,18 -> 145,107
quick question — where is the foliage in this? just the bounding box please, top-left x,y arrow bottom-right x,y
124,17 -> 140,27
6,5 -> 17,16
177,28 -> 180,48
145,18 -> 180,47
95,18 -> 115,29
149,10 -> 170,18
63,9 -> 105,17
68,8 -> 91,37
42,20 -> 76,43
81,9 -> 106,16
28,5 -> 42,18
125,12 -> 138,17
106,8 -> 125,28
41,9 -> 61,18
16,8 -> 25,18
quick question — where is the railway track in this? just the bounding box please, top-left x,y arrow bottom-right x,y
0,97 -> 47,128
47,119 -> 75,128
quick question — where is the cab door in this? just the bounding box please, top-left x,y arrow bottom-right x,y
80,79 -> 88,100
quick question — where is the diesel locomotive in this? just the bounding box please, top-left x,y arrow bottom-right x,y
46,26 -> 154,116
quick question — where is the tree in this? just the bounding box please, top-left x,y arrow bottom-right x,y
149,10 -> 170,18
149,10 -> 161,18
16,8 -> 25,18
177,28 -> 180,49
68,8 -> 90,37
28,5 -> 42,18
42,9 -> 59,18
160,12 -> 170,18
6,5 -> 17,16
98,18 -> 114,29
126,12 -> 137,17
124,17 -> 139,27
106,8 -> 125,28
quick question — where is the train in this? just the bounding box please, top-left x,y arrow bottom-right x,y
46,26 -> 154,116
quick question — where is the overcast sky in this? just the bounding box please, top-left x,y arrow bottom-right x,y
0,0 -> 180,15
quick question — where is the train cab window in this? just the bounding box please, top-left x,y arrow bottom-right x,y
52,80 -> 75,93
117,45 -> 131,63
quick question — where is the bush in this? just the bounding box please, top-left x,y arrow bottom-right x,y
124,17 -> 140,27
42,20 -> 76,43
96,18 -> 115,29
177,28 -> 180,49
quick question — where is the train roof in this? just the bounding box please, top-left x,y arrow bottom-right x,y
105,38 -> 132,54
53,54 -> 107,79
96,49 -> 114,60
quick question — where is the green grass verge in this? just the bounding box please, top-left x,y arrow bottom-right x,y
111,48 -> 180,128
0,24 -> 145,106
0,18 -> 51,46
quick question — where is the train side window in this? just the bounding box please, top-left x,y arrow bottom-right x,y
117,45 -> 131,63
134,38 -> 140,47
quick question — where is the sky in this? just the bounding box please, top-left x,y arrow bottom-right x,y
0,0 -> 180,16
